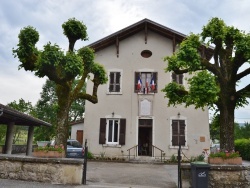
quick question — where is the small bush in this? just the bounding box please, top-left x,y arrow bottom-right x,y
87,151 -> 94,159
235,139 -> 250,160
169,154 -> 177,163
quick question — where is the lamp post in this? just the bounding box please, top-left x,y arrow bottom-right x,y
177,112 -> 182,188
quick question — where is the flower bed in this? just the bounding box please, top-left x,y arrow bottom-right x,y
33,144 -> 65,158
208,157 -> 242,165
208,150 -> 242,165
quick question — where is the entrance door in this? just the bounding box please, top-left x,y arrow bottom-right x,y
76,130 -> 83,145
138,119 -> 152,156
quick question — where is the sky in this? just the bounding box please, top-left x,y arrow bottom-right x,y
0,0 -> 250,123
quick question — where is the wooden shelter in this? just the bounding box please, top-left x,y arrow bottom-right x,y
0,103 -> 51,156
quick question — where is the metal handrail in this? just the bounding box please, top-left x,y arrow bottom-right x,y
127,145 -> 138,161
152,144 -> 164,162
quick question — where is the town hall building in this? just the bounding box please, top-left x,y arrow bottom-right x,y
83,19 -> 212,160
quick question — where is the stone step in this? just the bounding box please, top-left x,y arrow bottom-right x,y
128,156 -> 164,164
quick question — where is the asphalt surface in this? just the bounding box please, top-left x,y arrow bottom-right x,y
0,161 -> 178,188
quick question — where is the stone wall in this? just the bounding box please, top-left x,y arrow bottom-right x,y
0,154 -> 84,185
181,163 -> 250,188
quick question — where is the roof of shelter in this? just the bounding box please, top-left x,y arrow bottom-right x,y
0,103 -> 51,127
88,18 -> 214,59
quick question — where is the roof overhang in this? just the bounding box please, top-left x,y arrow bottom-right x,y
0,103 -> 51,127
88,18 -> 214,60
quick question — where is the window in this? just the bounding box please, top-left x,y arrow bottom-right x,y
99,118 -> 126,145
135,72 -> 157,93
108,119 -> 119,143
108,71 -> 121,93
171,120 -> 186,146
172,72 -> 183,85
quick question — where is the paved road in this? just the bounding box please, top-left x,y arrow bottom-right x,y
0,161 -> 178,188
86,161 -> 177,188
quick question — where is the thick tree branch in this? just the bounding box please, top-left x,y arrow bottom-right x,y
76,76 -> 100,104
236,67 -> 250,81
236,83 -> 250,98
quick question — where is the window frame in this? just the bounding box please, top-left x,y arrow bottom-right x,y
99,118 -> 126,146
169,119 -> 188,149
106,119 -> 120,144
107,70 -> 122,94
172,72 -> 184,85
134,72 -> 157,93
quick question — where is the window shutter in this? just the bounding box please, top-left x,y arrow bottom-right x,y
172,72 -> 177,83
109,73 -> 114,92
135,72 -> 140,92
180,120 -> 186,146
172,120 -> 178,146
115,72 -> 121,92
179,74 -> 184,85
99,118 -> 106,144
153,72 -> 158,93
119,118 -> 126,145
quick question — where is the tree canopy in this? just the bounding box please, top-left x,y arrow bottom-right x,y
13,18 -> 107,149
162,17 -> 250,151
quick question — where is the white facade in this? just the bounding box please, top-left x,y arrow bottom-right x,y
84,19 -> 210,159
70,120 -> 84,145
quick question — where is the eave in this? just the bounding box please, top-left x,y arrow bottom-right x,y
88,18 -> 214,60
0,103 -> 51,127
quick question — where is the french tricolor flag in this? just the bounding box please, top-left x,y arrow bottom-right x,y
150,76 -> 155,91
137,76 -> 142,90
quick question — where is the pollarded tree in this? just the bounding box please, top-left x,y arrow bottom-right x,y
162,17 -> 250,152
33,79 -> 85,141
13,18 -> 107,150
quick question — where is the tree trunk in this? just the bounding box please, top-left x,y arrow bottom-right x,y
219,102 -> 235,152
55,84 -> 71,155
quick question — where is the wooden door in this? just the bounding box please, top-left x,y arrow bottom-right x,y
76,130 -> 83,145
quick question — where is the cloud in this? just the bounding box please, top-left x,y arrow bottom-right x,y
0,0 -> 250,122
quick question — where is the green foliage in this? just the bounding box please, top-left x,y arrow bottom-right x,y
13,18 -> 107,147
165,34 -> 202,72
189,155 -> 205,162
163,17 -> 250,151
235,139 -> 250,160
78,47 -> 95,71
169,154 -> 177,163
162,71 -> 219,109
234,122 -> 250,139
7,99 -> 34,144
209,151 -> 240,159
187,71 -> 219,108
12,26 -> 39,71
162,82 -> 187,106
0,125 -> 7,143
91,62 -> 108,84
210,114 -> 220,141
87,151 -> 94,159
34,144 -> 65,153
62,18 -> 88,41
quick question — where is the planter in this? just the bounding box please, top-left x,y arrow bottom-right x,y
33,151 -> 65,158
208,157 -> 242,165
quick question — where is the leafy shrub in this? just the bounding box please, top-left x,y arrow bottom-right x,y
235,139 -> 250,160
34,144 -> 65,153
169,154 -> 178,163
209,151 -> 240,159
87,151 -> 94,159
